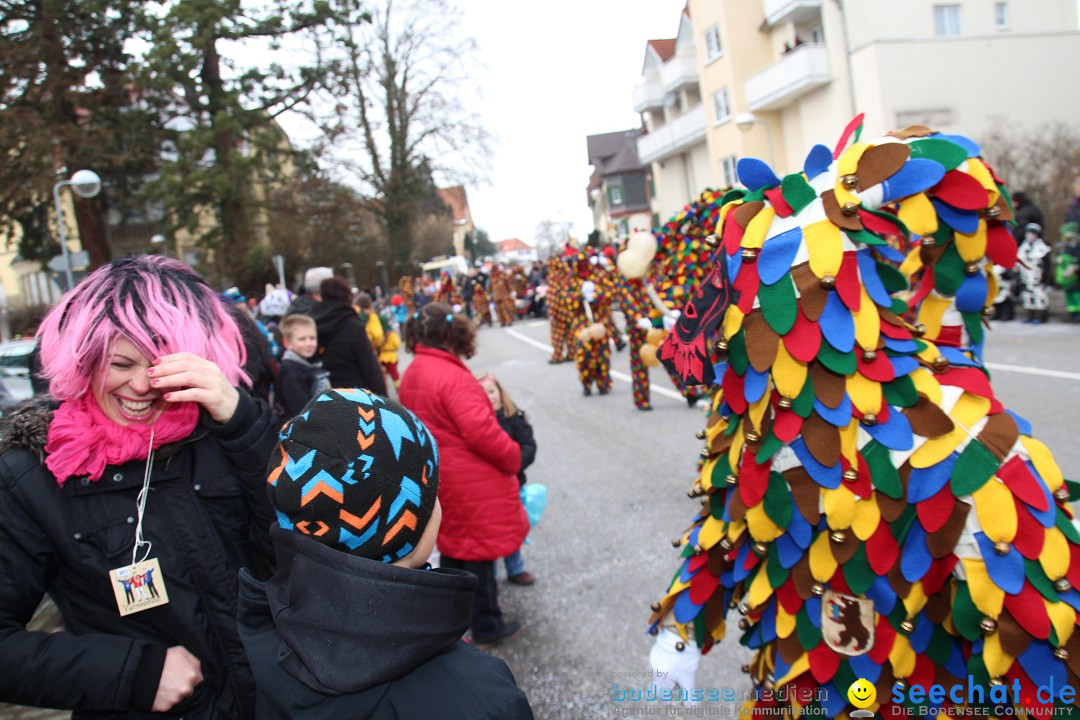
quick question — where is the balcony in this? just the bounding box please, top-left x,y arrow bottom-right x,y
636,104 -> 708,165
745,43 -> 831,112
763,0 -> 821,27
632,75 -> 665,112
660,51 -> 699,93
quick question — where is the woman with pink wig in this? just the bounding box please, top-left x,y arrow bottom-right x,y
0,256 -> 278,719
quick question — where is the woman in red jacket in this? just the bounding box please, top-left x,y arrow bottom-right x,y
398,302 -> 529,650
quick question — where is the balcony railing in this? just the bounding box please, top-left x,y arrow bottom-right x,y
660,51 -> 699,93
636,104 -> 707,165
763,0 -> 822,27
632,76 -> 665,112
745,43 -> 831,112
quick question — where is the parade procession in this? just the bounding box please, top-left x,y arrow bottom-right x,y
2,1 -> 1080,719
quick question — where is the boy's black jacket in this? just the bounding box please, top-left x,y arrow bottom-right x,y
237,527 -> 534,719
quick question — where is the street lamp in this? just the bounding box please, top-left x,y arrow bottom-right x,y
52,169 -> 102,290
734,112 -> 776,171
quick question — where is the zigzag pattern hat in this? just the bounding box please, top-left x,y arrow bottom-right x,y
267,388 -> 439,563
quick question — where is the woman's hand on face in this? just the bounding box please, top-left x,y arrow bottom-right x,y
149,353 -> 240,424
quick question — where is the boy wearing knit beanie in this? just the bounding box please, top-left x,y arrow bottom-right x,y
237,388 -> 533,719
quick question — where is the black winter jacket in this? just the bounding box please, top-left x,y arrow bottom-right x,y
0,391 -> 278,719
237,527 -> 534,719
311,301 -> 388,396
496,410 -> 537,486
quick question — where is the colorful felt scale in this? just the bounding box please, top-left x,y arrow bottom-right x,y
651,119 -> 1078,718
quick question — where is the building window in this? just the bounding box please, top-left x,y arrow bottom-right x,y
652,212 -> 660,229
618,219 -> 630,238
934,5 -> 961,36
608,183 -> 625,206
809,24 -> 825,43
712,87 -> 731,125
721,155 -> 738,188
648,177 -> 656,199
994,2 -> 1008,29
704,24 -> 723,61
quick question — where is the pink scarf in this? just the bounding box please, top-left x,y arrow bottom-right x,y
45,394 -> 200,486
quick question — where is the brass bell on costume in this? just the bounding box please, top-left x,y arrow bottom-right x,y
965,261 -> 981,275
751,542 -> 768,556
912,323 -> 927,336
1055,578 -> 1072,593
704,234 -> 720,248
714,339 -> 729,355
986,205 -> 1001,219
900,620 -> 915,634
725,474 -> 738,486
1055,487 -> 1070,502
675,641 -> 686,652
744,430 -> 762,443
695,429 -> 707,440
862,350 -> 877,362
738,618 -> 750,630
830,531 -> 847,544
778,395 -> 792,410
860,414 -> 878,426
840,174 -> 859,189
692,544 -> 703,555
819,275 -> 837,290
811,583 -> 825,596
843,469 -> 858,482
671,538 -> 682,548
932,355 -> 949,372
841,201 -> 858,216
980,617 -> 998,633
920,237 -> 936,248
1055,648 -> 1070,661
650,601 -> 662,612
741,248 -> 759,261
982,306 -> 995,317
993,541 -> 1010,556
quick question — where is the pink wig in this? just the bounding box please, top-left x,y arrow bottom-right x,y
37,255 -> 248,400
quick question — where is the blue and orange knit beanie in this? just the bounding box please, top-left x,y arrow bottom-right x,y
266,388 -> 440,563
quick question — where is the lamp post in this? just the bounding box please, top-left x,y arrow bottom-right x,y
374,260 -> 390,294
150,233 -> 167,258
734,112 -> 776,171
52,169 -> 102,290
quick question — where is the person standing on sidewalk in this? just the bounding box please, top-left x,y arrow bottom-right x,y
397,303 -> 528,650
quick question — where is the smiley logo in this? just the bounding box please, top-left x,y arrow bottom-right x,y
848,678 -> 876,709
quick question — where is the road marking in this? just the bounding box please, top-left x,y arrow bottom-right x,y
525,320 -> 547,328
984,362 -> 1080,382
504,328 -> 687,402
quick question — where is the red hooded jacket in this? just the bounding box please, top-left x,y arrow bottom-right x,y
398,345 -> 528,561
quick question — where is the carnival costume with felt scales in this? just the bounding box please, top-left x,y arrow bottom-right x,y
648,116 -> 1079,718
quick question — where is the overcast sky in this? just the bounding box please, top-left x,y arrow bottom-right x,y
450,0 -> 687,245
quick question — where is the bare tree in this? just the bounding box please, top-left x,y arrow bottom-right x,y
534,219 -> 569,260
316,0 -> 491,278
980,119 -> 1080,245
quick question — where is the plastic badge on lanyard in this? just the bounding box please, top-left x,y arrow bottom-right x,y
108,429 -> 170,616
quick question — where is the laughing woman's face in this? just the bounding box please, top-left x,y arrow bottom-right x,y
91,337 -> 165,425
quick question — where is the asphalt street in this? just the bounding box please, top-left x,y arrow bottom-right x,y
455,316 -> 1080,720
3,317 -> 1076,720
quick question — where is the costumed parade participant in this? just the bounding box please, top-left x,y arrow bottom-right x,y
492,267 -> 516,327
646,117 -> 1079,718
569,251 -> 614,397
546,254 -> 573,364
1056,222 -> 1080,323
472,279 -> 493,328
434,272 -> 464,312
1016,223 -> 1052,324
615,232 -> 671,411
398,275 -> 416,314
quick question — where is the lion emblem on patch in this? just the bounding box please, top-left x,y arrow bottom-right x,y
821,590 -> 874,656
